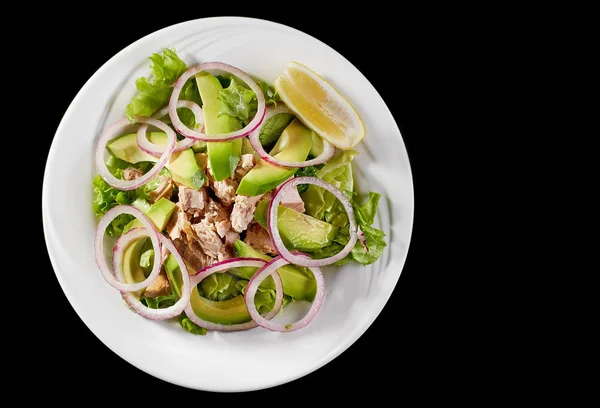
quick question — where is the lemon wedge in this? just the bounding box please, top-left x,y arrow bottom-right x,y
274,61 -> 366,150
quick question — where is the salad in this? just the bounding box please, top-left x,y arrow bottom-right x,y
93,49 -> 387,334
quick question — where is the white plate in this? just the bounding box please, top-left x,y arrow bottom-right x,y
42,16 -> 414,392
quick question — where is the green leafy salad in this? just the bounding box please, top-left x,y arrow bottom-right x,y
92,49 -> 387,334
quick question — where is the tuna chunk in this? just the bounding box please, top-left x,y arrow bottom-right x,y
211,178 -> 237,206
143,270 -> 171,298
149,175 -> 174,203
204,198 -> 231,225
205,153 -> 255,207
279,186 -> 305,213
166,205 -> 189,241
123,167 -> 144,180
182,239 -> 215,272
234,154 -> 255,181
230,194 -> 263,233
244,222 -> 277,256
217,245 -> 234,262
215,219 -> 232,238
224,230 -> 240,247
179,186 -> 208,215
191,219 -> 223,259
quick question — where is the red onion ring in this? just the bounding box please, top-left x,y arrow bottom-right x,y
95,116 -> 176,190
120,233 -> 192,320
245,255 -> 325,332
137,100 -> 204,155
168,62 -> 266,141
95,205 -> 162,292
248,105 -> 336,168
183,258 -> 284,331
269,177 -> 358,267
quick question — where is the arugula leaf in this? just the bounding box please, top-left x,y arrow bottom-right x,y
197,273 -> 244,301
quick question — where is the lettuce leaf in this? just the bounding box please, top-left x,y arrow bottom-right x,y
177,315 -> 207,335
238,281 -> 293,315
218,78 -> 257,126
218,78 -> 280,126
295,165 -> 318,194
92,174 -> 135,236
301,150 -> 358,221
125,49 -> 200,127
197,273 -> 244,301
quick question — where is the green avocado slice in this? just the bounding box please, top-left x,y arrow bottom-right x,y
195,72 -> 242,181
229,240 -> 317,301
254,200 -> 338,251
236,118 -> 313,196
105,132 -> 206,189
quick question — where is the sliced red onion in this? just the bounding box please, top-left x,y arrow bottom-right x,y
119,234 -> 192,320
95,205 -> 162,292
248,105 -> 336,168
245,255 -> 325,332
168,62 -> 266,141
137,100 -> 204,155
95,117 -> 176,190
183,258 -> 284,331
269,177 -> 358,267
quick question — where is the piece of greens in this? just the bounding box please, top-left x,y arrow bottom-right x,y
142,293 -> 207,335
197,273 -> 244,301
125,49 -> 200,128
218,77 -> 280,126
295,166 -> 318,194
301,149 -> 358,222
259,112 -> 295,152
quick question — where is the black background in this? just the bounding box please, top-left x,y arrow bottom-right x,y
31,9 -> 462,401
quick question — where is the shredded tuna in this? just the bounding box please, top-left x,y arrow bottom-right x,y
224,230 -> 240,247
166,205 -> 189,241
179,186 -> 208,215
215,220 -> 232,238
234,154 -> 255,181
191,219 -> 223,259
182,239 -> 215,272
149,175 -> 174,203
123,167 -> 144,180
143,270 -> 171,298
230,194 -> 263,233
244,222 -> 277,255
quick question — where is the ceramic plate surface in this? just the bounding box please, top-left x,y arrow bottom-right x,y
42,16 -> 414,392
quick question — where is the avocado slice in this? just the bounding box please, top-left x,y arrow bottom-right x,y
254,200 -> 338,250
121,237 -> 148,299
124,197 -> 176,232
236,119 -> 313,196
163,255 -> 254,325
105,132 -> 206,190
106,132 -> 165,163
195,72 -> 242,181
230,240 -> 316,301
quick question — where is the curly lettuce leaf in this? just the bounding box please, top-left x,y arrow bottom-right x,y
177,314 -> 207,335
134,167 -> 171,202
218,78 -> 257,126
238,281 -> 293,314
197,273 -> 244,301
92,174 -> 135,236
125,49 -> 200,128
218,78 -> 280,127
142,292 -> 178,309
